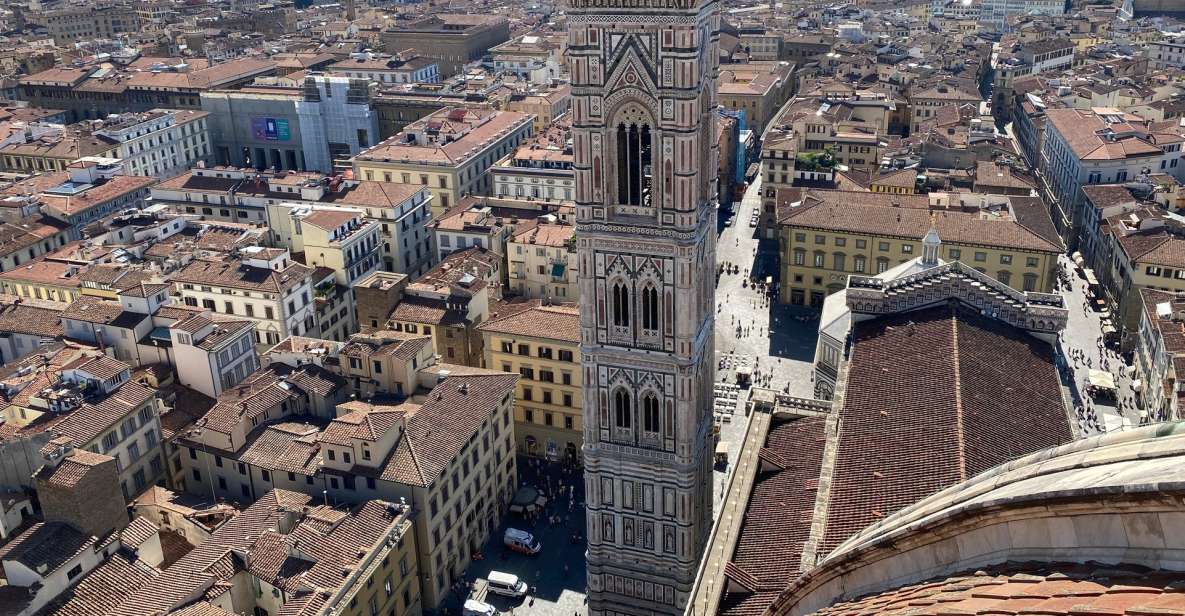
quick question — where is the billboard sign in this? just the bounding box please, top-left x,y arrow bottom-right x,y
251,117 -> 291,141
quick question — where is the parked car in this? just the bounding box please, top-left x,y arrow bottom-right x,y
463,599 -> 498,616
487,571 -> 529,598
503,528 -> 542,555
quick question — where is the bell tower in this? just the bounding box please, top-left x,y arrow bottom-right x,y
569,0 -> 720,612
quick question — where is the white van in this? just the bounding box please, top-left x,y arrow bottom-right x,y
503,528 -> 542,555
463,599 -> 498,616
486,571 -> 528,598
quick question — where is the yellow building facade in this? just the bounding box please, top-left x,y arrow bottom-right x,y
478,302 -> 582,462
778,194 -> 1062,307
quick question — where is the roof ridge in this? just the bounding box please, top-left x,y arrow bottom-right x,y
950,305 -> 967,482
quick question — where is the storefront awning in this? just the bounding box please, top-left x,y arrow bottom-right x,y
1088,369 -> 1117,391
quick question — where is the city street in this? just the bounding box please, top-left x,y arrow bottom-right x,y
714,177 -> 818,399
444,457 -> 588,616
1054,254 -> 1143,434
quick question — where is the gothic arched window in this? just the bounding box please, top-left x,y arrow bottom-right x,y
642,394 -> 660,434
616,122 -> 652,206
614,388 -> 632,429
641,284 -> 659,331
612,281 -> 630,327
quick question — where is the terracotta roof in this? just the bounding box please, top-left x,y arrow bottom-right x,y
0,301 -> 63,338
110,490 -> 313,616
300,209 -> 359,231
390,295 -> 460,326
34,450 -> 112,489
1008,196 -> 1064,251
52,381 -> 156,447
820,304 -> 1072,554
173,257 -> 312,293
38,552 -> 160,616
0,259 -> 83,288
118,516 -> 159,549
478,300 -> 579,343
781,193 -> 1063,253
974,161 -> 1037,191
61,296 -> 124,325
0,522 -> 93,577
377,371 -> 517,487
237,422 -> 322,475
1045,108 -> 1165,161
62,354 -> 128,380
340,330 -> 431,361
321,406 -> 407,446
720,415 -> 829,616
355,108 -> 532,166
809,563 -> 1185,616
200,364 -> 343,437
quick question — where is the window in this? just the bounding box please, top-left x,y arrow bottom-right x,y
614,389 -> 631,429
641,284 -> 659,331
853,256 -> 866,273
813,252 -> 825,267
949,248 -> 961,259
1000,254 -> 1012,265
612,282 -> 630,326
1023,273 -> 1038,292
1026,257 -> 1039,268
559,350 -> 573,362
878,242 -> 890,251
902,244 -> 913,254
642,394 -> 660,434
67,564 -> 83,580
974,252 -> 987,262
793,249 -> 805,266
832,253 -> 846,271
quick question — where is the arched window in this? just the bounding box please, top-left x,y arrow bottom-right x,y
642,394 -> 660,434
614,389 -> 632,429
616,122 -> 653,206
612,281 -> 630,326
641,284 -> 659,331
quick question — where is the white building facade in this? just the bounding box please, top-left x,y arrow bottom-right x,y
94,109 -> 212,179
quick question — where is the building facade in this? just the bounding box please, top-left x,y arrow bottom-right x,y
201,75 -> 379,174
94,109 -> 212,179
569,0 -> 720,612
479,301 -> 582,461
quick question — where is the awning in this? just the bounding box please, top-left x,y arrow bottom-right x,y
1102,324 -> 1117,335
1083,269 -> 1099,286
1088,369 -> 1117,391
1132,379 -> 1143,393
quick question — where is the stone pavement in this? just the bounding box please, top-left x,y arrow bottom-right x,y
445,457 -> 588,616
1054,254 -> 1143,434
714,177 -> 818,400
